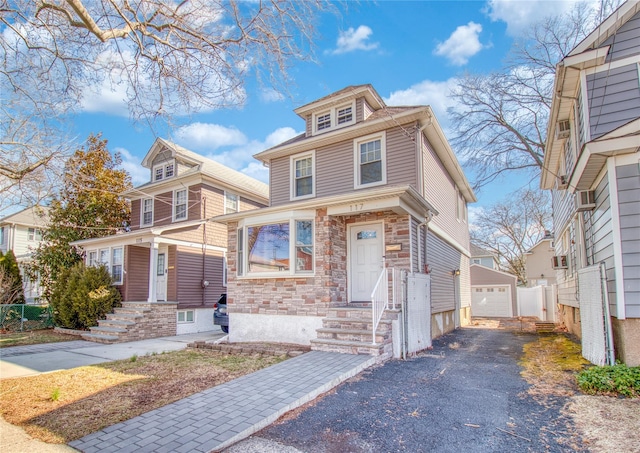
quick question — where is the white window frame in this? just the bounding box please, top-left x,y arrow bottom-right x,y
236,212 -> 315,278
174,189 -> 188,221
141,198 -> 154,227
28,227 -> 42,241
290,150 -> 316,200
312,101 -> 356,135
153,160 -> 176,182
225,192 -> 239,214
0,226 -> 4,245
315,111 -> 332,133
87,247 -> 124,285
177,310 -> 194,323
354,131 -> 387,189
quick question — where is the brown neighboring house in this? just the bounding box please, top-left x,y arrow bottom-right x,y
469,244 -> 518,318
71,138 -> 268,342
218,84 -> 476,359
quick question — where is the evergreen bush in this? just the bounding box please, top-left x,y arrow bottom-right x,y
50,263 -> 121,329
0,250 -> 25,304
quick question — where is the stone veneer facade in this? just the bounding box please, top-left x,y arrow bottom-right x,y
226,209 -> 413,320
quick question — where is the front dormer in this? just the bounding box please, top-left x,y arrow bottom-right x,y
294,84 -> 385,137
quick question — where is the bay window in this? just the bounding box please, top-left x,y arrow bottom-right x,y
237,215 -> 314,277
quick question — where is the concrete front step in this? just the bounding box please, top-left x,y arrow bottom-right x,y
310,338 -> 385,356
322,317 -> 392,332
316,327 -> 386,343
90,326 -> 129,334
107,312 -> 143,321
81,332 -> 121,344
98,319 -> 136,329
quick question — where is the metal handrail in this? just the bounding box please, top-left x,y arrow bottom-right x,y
371,268 -> 388,344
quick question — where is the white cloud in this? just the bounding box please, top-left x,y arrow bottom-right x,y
434,22 -> 486,66
384,79 -> 459,127
173,126 -> 299,184
174,123 -> 247,151
259,88 -> 284,103
115,147 -> 148,185
329,25 -> 379,55
484,0 -> 580,36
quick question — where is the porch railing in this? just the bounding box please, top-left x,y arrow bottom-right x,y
371,268 -> 389,344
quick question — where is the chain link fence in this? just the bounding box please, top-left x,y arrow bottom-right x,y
0,304 -> 54,332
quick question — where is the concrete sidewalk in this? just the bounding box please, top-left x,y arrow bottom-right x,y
69,351 -> 375,453
0,331 -> 225,379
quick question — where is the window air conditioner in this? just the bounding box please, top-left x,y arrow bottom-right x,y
576,190 -> 596,212
552,255 -> 568,270
557,175 -> 568,190
556,120 -> 571,140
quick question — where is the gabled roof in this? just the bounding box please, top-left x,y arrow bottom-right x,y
470,243 -> 495,258
0,206 -> 50,228
293,84 -> 385,118
255,87 -> 477,203
133,138 -> 269,201
541,0 -> 640,189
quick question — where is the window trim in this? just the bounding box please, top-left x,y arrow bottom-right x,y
290,150 -> 316,200
173,188 -> 188,221
152,160 -> 176,182
224,191 -> 240,214
141,198 -> 154,227
87,246 -> 124,285
312,101 -> 356,135
177,310 -> 194,323
27,227 -> 42,242
236,213 -> 315,278
353,131 -> 387,189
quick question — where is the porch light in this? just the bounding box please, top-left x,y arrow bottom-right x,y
452,269 -> 460,276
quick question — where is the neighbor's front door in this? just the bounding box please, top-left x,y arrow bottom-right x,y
349,222 -> 384,302
155,251 -> 167,301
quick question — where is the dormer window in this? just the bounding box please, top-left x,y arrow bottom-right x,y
153,160 -> 176,182
312,101 -> 356,135
317,113 -> 331,131
337,106 -> 353,124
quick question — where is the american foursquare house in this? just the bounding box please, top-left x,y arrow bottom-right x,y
217,85 -> 476,358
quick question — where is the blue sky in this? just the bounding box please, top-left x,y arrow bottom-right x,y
71,0 -> 584,211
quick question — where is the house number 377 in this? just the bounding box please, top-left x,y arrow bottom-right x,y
350,203 -> 364,211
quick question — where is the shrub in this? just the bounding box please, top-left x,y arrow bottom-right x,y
50,263 -> 121,330
0,250 -> 25,304
577,363 -> 640,398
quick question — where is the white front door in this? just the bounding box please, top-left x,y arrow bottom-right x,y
349,222 -> 384,302
155,251 -> 167,301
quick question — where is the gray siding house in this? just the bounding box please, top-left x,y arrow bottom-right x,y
541,0 -> 640,365
218,85 -> 476,358
72,138 -> 268,342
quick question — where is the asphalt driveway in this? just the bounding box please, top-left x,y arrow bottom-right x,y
229,327 -> 583,452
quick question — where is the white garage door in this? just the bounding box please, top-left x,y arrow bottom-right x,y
471,286 -> 512,317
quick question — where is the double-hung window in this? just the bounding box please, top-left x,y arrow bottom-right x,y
153,160 -> 176,182
291,152 -> 315,199
28,228 -> 42,241
88,247 -> 123,284
237,215 -> 314,277
225,192 -> 239,214
337,106 -> 353,124
142,198 -> 153,226
354,132 -> 386,188
312,101 -> 355,135
174,189 -> 187,221
316,112 -> 331,131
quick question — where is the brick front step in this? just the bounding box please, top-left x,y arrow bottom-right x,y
316,327 -> 386,343
322,317 -> 392,332
83,301 -> 178,344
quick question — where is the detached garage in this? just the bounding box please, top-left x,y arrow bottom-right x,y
470,264 -> 518,318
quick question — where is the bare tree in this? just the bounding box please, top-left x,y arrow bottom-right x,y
471,188 -> 552,285
449,1 -> 622,191
1,0 -> 328,213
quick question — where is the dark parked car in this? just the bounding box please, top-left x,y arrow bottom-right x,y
213,293 -> 228,333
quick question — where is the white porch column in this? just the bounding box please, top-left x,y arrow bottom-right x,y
148,241 -> 158,303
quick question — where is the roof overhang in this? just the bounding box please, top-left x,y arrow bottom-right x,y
568,121 -> 640,191
213,185 -> 439,224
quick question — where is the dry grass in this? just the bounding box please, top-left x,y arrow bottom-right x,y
519,333 -> 640,452
0,349 -> 286,443
0,330 -> 77,348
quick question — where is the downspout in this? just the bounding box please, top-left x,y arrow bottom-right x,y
417,210 -> 435,272
201,196 -> 207,306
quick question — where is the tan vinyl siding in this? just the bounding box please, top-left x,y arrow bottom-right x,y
587,64 -> 640,139
421,137 -> 469,248
130,199 -> 141,230
123,245 -> 149,301
188,184 -> 202,220
386,127 -> 418,189
239,196 -> 267,211
617,163 -> 640,317
269,157 -> 290,206
426,231 -> 463,314
355,97 -> 364,123
154,190 -> 173,227
305,114 -> 312,137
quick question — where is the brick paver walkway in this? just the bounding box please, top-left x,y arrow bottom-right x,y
69,351 -> 375,453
